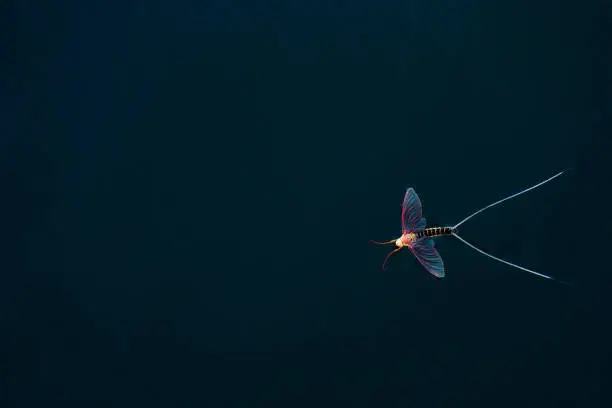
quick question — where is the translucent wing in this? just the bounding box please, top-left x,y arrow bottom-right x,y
410,238 -> 445,278
402,188 -> 426,232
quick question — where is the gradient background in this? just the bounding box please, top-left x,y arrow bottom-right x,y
2,1 -> 611,407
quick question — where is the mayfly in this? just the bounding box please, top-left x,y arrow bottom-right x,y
371,171 -> 566,283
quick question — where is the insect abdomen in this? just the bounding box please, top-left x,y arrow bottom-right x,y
416,227 -> 454,238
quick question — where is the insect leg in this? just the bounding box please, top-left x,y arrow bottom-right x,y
369,239 -> 396,245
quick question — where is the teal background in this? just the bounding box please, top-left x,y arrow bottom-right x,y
2,1 -> 610,406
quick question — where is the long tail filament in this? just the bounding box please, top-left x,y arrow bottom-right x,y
452,232 -> 567,284
453,171 -> 565,229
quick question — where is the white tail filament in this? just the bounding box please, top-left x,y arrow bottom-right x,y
452,232 -> 567,283
450,170 -> 568,284
453,171 -> 565,229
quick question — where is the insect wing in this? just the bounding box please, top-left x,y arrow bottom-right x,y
410,238 -> 445,278
402,188 -> 426,232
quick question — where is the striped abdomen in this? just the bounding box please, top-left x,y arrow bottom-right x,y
415,226 -> 454,238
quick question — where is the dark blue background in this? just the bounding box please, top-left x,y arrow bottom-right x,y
2,1 -> 611,406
